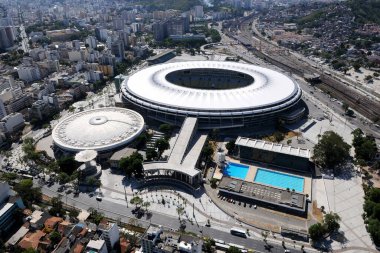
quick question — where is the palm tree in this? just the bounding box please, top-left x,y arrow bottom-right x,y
142,201 -> 151,213
176,206 -> 185,221
130,196 -> 143,209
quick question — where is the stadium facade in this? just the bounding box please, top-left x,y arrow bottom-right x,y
121,61 -> 305,129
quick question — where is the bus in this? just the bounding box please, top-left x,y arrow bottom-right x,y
230,227 -> 248,238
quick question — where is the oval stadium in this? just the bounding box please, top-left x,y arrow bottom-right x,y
121,61 -> 305,129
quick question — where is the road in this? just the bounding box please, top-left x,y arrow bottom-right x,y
212,23 -> 380,140
41,184 -> 305,253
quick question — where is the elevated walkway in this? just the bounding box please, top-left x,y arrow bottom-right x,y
143,117 -> 207,188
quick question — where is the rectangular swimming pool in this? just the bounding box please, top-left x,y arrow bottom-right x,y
224,162 -> 249,180
254,168 -> 304,192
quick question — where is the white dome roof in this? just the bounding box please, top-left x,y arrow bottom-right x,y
52,107 -> 145,152
122,61 -> 300,112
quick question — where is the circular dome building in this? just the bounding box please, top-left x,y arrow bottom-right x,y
52,107 -> 145,153
121,61 -> 305,129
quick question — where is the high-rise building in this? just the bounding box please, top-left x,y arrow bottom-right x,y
152,22 -> 167,41
85,36 -> 98,49
166,17 -> 189,36
193,5 -> 204,18
111,40 -> 125,59
0,26 -> 15,50
17,65 -> 41,83
98,222 -> 120,251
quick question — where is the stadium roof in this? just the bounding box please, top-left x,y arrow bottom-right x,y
122,61 -> 300,112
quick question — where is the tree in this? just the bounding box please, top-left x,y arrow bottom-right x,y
159,123 -> 172,138
58,172 -> 70,184
22,248 -> 38,253
146,148 -> 158,161
88,208 -> 104,225
142,201 -> 151,212
49,231 -> 62,245
308,222 -> 326,241
210,178 -> 218,189
155,138 -> 170,158
202,142 -> 214,165
225,140 -> 235,155
130,196 -> 143,209
49,196 -> 64,217
14,179 -> 42,207
226,246 -> 241,253
203,237 -> 215,253
367,218 -> 380,245
120,152 -> 144,178
176,206 -> 185,221
273,131 -> 285,142
324,212 -> 341,234
312,131 -> 351,170
342,102 -> 349,112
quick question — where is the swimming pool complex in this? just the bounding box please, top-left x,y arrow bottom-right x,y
254,168 -> 304,192
224,163 -> 249,180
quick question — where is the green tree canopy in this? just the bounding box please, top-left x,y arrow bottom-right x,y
312,131 -> 351,169
324,212 -> 341,234
225,140 -> 235,155
130,196 -> 143,209
49,196 -> 64,217
155,138 -> 170,158
308,222 -> 326,241
49,231 -> 62,245
352,128 -> 377,162
226,246 -> 241,253
14,179 -> 42,207
119,152 -> 144,178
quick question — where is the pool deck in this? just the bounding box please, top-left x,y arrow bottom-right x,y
221,157 -> 312,199
245,165 -> 257,182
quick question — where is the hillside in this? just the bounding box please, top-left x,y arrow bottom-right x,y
138,0 -> 202,11
348,0 -> 380,24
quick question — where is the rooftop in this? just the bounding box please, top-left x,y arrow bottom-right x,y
235,137 -> 311,159
219,177 -> 306,211
123,61 -> 300,112
52,107 -> 145,152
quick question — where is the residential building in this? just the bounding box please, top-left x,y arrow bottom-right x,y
0,182 -> 25,236
0,113 -> 25,133
17,65 -> 41,83
98,222 -> 120,251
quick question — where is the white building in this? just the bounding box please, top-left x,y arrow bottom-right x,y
68,50 -> 83,62
85,240 -> 108,253
17,65 -> 41,83
85,70 -> 103,83
193,6 -> 204,18
0,182 -> 25,234
98,222 -> 120,251
0,113 -> 25,133
85,36 -> 98,49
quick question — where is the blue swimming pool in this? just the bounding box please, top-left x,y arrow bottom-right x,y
254,168 -> 304,192
224,162 -> 249,180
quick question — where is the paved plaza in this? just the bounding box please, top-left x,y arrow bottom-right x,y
316,171 -> 375,250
